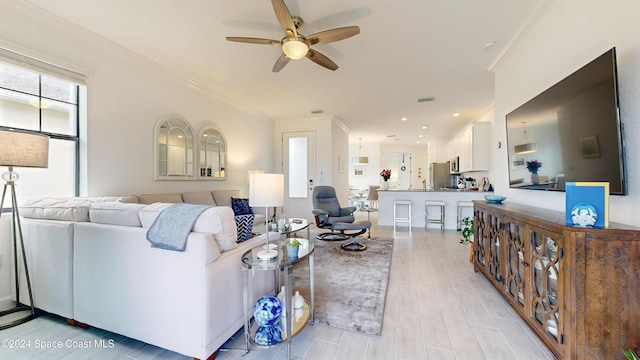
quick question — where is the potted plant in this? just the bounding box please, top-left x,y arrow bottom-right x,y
380,169 -> 391,190
286,238 -> 300,259
624,349 -> 640,360
526,160 -> 542,184
457,216 -> 474,244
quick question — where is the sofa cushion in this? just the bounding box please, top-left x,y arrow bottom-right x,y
231,197 -> 253,216
20,198 -> 92,222
138,193 -> 183,205
89,202 -> 146,227
139,203 -> 238,251
211,190 -> 240,207
235,214 -> 255,242
182,191 -> 217,205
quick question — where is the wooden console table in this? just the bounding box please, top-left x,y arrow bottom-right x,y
472,201 -> 640,360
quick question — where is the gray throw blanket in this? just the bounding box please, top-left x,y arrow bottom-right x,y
146,203 -> 209,251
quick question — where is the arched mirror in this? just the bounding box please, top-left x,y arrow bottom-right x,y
197,125 -> 227,180
154,114 -> 195,180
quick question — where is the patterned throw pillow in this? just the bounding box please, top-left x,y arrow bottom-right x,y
231,197 -> 253,216
235,214 -> 255,242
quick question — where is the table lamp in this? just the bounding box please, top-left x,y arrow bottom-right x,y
249,173 -> 283,260
0,129 -> 49,329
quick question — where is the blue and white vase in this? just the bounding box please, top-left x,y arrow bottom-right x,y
254,325 -> 283,345
253,295 -> 282,326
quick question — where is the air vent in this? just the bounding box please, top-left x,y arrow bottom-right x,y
417,97 -> 435,103
387,134 -> 396,138
310,110 -> 324,114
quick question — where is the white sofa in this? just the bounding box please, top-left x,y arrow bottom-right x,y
16,190 -> 275,360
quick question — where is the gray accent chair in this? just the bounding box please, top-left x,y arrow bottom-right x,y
312,186 -> 357,240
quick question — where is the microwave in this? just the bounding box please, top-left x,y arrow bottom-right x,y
450,156 -> 460,174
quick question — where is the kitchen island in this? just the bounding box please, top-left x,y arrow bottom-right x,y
377,189 -> 491,230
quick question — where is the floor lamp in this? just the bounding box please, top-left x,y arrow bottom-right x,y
0,129 -> 49,330
249,173 -> 284,260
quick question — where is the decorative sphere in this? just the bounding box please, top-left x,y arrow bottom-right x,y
1,170 -> 18,182
253,295 -> 282,326
254,325 -> 283,345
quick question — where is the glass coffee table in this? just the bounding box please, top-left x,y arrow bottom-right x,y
241,237 -> 315,360
253,217 -> 311,239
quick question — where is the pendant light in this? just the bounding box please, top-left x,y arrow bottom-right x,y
514,122 -> 537,154
353,138 -> 368,164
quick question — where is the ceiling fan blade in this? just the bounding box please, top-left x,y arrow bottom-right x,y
272,53 -> 290,72
271,0 -> 297,37
226,37 -> 281,46
306,49 -> 338,71
308,26 -> 360,46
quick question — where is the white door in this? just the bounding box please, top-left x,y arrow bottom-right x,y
282,131 -> 315,219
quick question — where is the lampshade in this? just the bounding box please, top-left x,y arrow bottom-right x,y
249,173 -> 284,207
353,156 -> 368,164
0,129 -> 49,168
514,143 -> 537,155
282,37 -> 309,60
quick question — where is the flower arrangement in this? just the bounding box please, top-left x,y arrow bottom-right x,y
380,169 -> 391,181
526,160 -> 542,174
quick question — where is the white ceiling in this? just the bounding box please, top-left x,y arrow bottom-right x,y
25,0 -> 540,145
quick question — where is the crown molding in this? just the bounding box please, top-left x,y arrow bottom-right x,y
488,0 -> 556,72
7,0 -> 271,122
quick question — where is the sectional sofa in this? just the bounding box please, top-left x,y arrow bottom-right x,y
16,190 -> 275,360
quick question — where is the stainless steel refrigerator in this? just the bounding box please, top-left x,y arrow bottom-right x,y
430,162 -> 453,189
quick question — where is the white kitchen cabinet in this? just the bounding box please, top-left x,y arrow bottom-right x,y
458,122 -> 490,172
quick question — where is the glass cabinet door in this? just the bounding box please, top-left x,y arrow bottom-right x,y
529,226 -> 562,346
474,208 -> 487,267
504,220 -> 526,309
487,213 -> 503,284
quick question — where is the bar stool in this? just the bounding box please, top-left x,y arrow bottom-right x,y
393,200 -> 412,229
424,200 -> 445,231
456,201 -> 474,228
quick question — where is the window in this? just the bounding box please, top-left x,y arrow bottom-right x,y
0,60 -> 81,204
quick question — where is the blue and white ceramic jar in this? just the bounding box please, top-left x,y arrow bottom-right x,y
254,325 -> 283,345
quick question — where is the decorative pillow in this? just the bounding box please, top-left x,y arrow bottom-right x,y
235,214 -> 255,242
231,197 -> 253,216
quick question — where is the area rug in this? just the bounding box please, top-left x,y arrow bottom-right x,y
291,235 -> 393,336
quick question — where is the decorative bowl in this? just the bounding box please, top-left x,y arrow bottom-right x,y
484,195 -> 506,204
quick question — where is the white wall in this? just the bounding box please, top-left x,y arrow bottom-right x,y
492,0 -> 640,225
0,3 -> 275,198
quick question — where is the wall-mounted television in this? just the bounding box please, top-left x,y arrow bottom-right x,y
505,48 -> 626,195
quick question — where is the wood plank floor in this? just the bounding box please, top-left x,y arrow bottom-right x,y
0,212 -> 554,359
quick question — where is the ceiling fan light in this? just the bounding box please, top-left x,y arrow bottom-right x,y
282,37 -> 309,59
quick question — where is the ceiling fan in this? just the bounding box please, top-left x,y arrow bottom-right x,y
226,0 -> 360,72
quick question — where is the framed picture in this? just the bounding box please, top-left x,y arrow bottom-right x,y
354,168 -> 365,176
579,135 -> 600,158
512,157 -> 525,168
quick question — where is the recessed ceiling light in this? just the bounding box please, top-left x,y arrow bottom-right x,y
484,41 -> 496,49
419,135 -> 423,138
422,126 -> 428,130
452,113 -> 460,117
401,117 -> 408,121
416,141 -> 421,144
